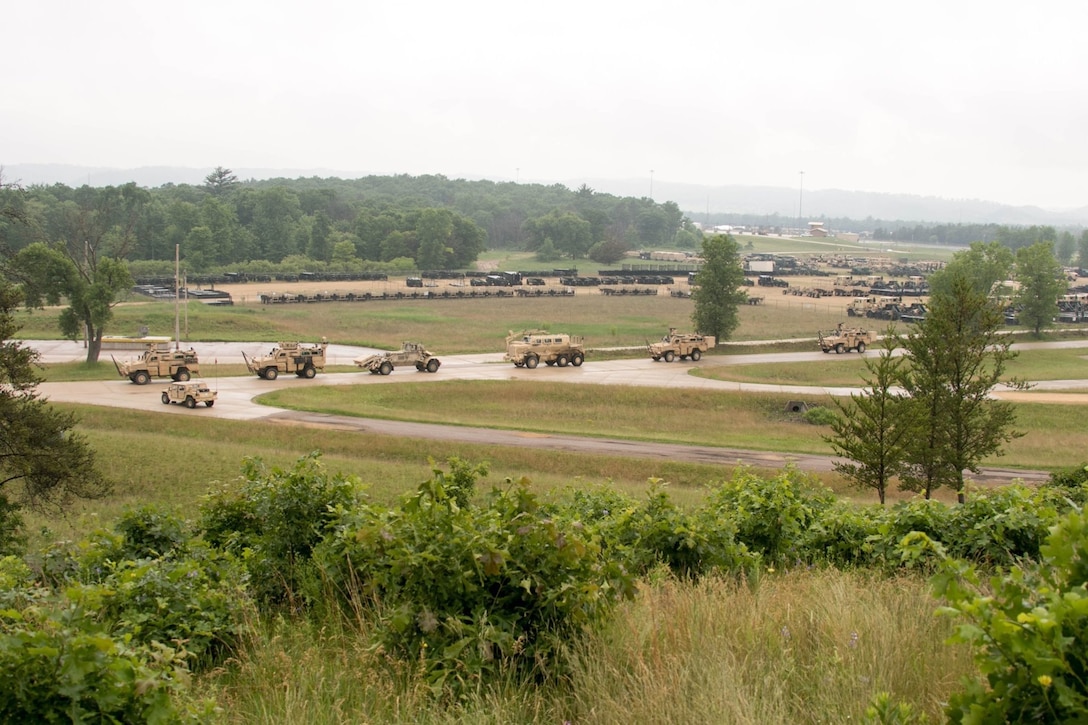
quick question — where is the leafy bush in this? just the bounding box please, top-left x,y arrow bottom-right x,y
924,505 -> 1088,722
804,502 -> 885,568
65,543 -> 251,670
199,452 -> 365,608
0,497 -> 26,557
943,485 -> 1061,566
1046,463 -> 1088,505
801,405 -> 838,426
602,483 -> 755,579
114,505 -> 189,559
316,464 -> 636,693
706,466 -> 835,564
0,605 -> 214,723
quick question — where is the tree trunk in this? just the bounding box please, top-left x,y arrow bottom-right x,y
86,327 -> 104,364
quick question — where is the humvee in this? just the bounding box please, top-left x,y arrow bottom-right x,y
355,341 -> 441,375
503,330 -> 585,368
160,380 -> 217,408
244,339 -> 328,379
648,328 -> 716,362
114,345 -> 201,385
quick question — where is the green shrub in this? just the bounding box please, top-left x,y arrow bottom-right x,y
603,483 -> 755,579
199,452 -> 366,608
1045,463 -> 1088,505
114,505 -> 189,559
0,497 -> 26,557
804,502 -> 885,568
316,464 -> 636,693
65,543 -> 251,670
944,485 -> 1061,566
706,466 -> 835,565
0,606 -> 214,723
801,405 -> 838,426
924,505 -> 1088,722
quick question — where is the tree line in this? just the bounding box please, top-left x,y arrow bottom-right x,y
0,168 -> 695,274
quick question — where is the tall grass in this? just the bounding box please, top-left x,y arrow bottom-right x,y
206,569 -> 972,724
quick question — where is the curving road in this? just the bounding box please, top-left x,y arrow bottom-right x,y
30,338 -> 1088,485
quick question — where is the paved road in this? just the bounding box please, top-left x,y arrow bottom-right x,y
29,338 -> 1088,485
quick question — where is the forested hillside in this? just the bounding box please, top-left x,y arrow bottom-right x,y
0,170 -> 699,273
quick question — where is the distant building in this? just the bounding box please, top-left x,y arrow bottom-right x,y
807,221 -> 829,237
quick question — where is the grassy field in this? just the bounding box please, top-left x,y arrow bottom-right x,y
13,245 -> 1074,721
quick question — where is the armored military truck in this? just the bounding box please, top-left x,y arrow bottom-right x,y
648,328 -> 716,362
243,339 -> 328,379
160,380 -> 217,408
503,330 -> 585,368
354,341 -> 441,375
818,325 -> 877,354
113,345 -> 201,385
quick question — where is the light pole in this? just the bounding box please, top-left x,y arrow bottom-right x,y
798,171 -> 805,234
650,169 -> 655,200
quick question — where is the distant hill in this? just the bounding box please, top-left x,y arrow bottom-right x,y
5,164 -> 1087,227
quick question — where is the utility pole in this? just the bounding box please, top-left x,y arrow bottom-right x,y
798,171 -> 805,235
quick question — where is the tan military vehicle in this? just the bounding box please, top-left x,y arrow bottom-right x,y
503,330 -> 585,369
818,325 -> 877,354
160,380 -> 217,408
244,339 -> 328,379
114,345 -> 201,385
648,328 -> 716,362
354,341 -> 441,375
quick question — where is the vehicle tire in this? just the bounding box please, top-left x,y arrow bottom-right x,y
664,351 -> 675,363
856,342 -> 867,354
265,367 -> 278,380
380,361 -> 393,375
525,355 -> 539,369
185,396 -> 196,409
302,365 -> 316,379
556,355 -> 569,367
690,349 -> 702,361
161,392 -> 170,405
426,358 -> 440,373
133,371 -> 150,385
571,353 -> 584,367
545,360 -> 554,366
175,368 -> 190,382
835,343 -> 845,354
205,400 -> 214,407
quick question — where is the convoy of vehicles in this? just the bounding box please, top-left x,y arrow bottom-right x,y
354,342 -> 441,374
503,330 -> 585,368
648,329 -> 715,362
160,380 -> 217,408
113,345 -> 201,385
243,339 -> 328,379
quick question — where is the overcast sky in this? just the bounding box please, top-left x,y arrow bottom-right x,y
4,1 -> 1087,210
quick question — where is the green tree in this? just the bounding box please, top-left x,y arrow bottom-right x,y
0,280 -> 110,553
522,210 -> 593,259
1078,230 -> 1088,270
588,238 -> 630,264
13,242 -> 133,364
897,269 -> 1023,503
1015,241 -> 1065,337
307,210 -> 333,263
931,241 -> 1013,298
825,333 -> 913,504
415,208 -> 453,270
1056,230 -> 1076,265
203,166 -> 239,197
690,234 -> 747,341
